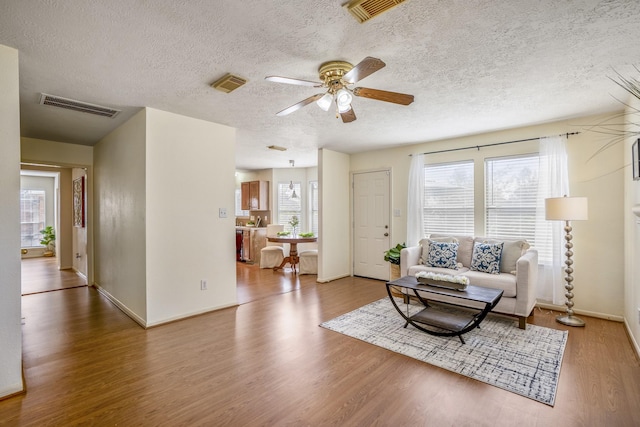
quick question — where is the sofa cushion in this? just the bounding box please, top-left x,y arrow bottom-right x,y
475,238 -> 530,274
429,234 -> 474,267
461,271 -> 517,297
425,241 -> 459,269
419,237 -> 457,265
470,241 -> 503,274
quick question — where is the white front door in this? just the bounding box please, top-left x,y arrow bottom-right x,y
353,170 -> 391,280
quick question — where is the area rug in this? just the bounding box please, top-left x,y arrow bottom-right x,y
320,298 -> 567,406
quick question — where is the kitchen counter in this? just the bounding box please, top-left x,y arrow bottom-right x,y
235,227 -> 267,263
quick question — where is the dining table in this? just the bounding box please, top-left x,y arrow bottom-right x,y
266,235 -> 317,273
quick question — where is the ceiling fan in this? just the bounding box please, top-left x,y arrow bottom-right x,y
265,57 -> 414,123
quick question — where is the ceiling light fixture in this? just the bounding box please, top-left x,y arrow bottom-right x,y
316,93 -> 333,111
335,88 -> 353,108
289,181 -> 298,200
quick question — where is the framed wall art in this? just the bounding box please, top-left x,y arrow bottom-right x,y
73,176 -> 85,227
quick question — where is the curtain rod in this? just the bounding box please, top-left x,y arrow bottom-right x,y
410,132 -> 580,156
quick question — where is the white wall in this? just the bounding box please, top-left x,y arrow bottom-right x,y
145,108 -> 236,326
318,149 -> 351,282
0,44 -> 23,398
94,109 -> 148,323
350,113 -> 625,319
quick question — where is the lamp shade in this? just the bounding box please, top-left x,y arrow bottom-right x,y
545,196 -> 588,221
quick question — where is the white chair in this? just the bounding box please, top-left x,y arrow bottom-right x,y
298,243 -> 318,275
260,224 -> 285,269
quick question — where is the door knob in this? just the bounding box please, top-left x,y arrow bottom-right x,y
384,232 -> 389,236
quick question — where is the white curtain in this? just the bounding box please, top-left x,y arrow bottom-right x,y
406,153 -> 425,247
535,136 -> 570,304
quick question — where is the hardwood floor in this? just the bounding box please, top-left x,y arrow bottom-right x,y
2,260 -> 639,426
21,257 -> 86,295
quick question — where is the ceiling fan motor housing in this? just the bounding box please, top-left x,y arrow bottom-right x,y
318,61 -> 353,90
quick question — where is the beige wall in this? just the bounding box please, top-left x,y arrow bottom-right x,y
94,109 -> 148,323
318,149 -> 351,282
624,97 -> 640,354
350,113 -> 625,319
145,108 -> 237,325
21,137 -> 93,166
0,44 -> 23,398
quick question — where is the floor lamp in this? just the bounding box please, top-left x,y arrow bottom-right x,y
545,195 -> 589,327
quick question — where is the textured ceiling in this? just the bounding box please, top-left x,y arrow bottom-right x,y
2,0 -> 640,170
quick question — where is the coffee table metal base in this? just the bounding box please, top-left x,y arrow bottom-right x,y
386,276 -> 503,344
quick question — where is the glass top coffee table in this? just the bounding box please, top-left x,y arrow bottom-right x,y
386,276 -> 503,344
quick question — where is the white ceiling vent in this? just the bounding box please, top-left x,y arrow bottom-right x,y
344,0 -> 406,23
39,93 -> 121,118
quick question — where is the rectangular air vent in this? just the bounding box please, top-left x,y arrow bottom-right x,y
39,93 -> 121,118
344,0 -> 406,23
211,73 -> 247,93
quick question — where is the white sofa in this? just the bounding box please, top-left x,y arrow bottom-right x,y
399,234 -> 538,329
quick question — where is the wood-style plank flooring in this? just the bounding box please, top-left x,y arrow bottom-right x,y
1,259 -> 639,426
21,257 -> 87,295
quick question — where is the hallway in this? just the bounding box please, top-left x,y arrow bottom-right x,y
21,257 -> 86,295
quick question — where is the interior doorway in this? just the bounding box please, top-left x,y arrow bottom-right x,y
20,163 -> 90,294
352,170 -> 391,280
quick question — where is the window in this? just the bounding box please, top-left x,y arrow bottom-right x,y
485,154 -> 551,262
423,161 -> 474,235
309,181 -> 318,235
278,181 -> 302,232
20,189 -> 46,247
235,188 -> 249,217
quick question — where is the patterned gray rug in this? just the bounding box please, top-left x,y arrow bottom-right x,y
320,298 -> 567,406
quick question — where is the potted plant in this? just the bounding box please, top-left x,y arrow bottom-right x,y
40,226 -> 56,257
384,242 -> 406,280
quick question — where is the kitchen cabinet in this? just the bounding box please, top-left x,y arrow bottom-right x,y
236,226 -> 267,264
241,180 -> 269,211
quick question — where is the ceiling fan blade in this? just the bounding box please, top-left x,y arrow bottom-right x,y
343,57 -> 386,84
353,87 -> 414,105
276,93 -> 325,116
340,107 -> 357,123
265,76 -> 323,87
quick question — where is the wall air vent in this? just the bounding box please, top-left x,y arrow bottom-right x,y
344,0 -> 406,23
211,73 -> 247,93
39,93 -> 121,118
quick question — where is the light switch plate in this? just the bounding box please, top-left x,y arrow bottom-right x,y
219,208 -> 227,218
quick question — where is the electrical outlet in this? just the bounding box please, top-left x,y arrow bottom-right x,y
200,279 -> 208,291
219,208 -> 227,218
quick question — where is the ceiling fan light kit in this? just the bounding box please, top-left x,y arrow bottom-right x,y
316,93 -> 333,111
266,56 -> 414,123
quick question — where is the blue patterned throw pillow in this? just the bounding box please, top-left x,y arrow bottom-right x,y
426,242 -> 459,269
470,242 -> 503,274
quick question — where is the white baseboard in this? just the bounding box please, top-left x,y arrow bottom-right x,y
93,282 -> 147,328
317,273 -> 350,283
536,302 -> 624,322
73,268 -> 87,281
624,318 -> 640,360
145,303 -> 238,328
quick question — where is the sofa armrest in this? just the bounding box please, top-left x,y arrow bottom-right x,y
400,246 -> 421,277
514,248 -> 538,317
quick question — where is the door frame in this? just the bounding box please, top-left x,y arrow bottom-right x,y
351,167 -> 392,280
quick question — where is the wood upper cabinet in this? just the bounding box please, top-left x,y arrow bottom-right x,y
241,181 -> 269,211
241,182 -> 251,210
